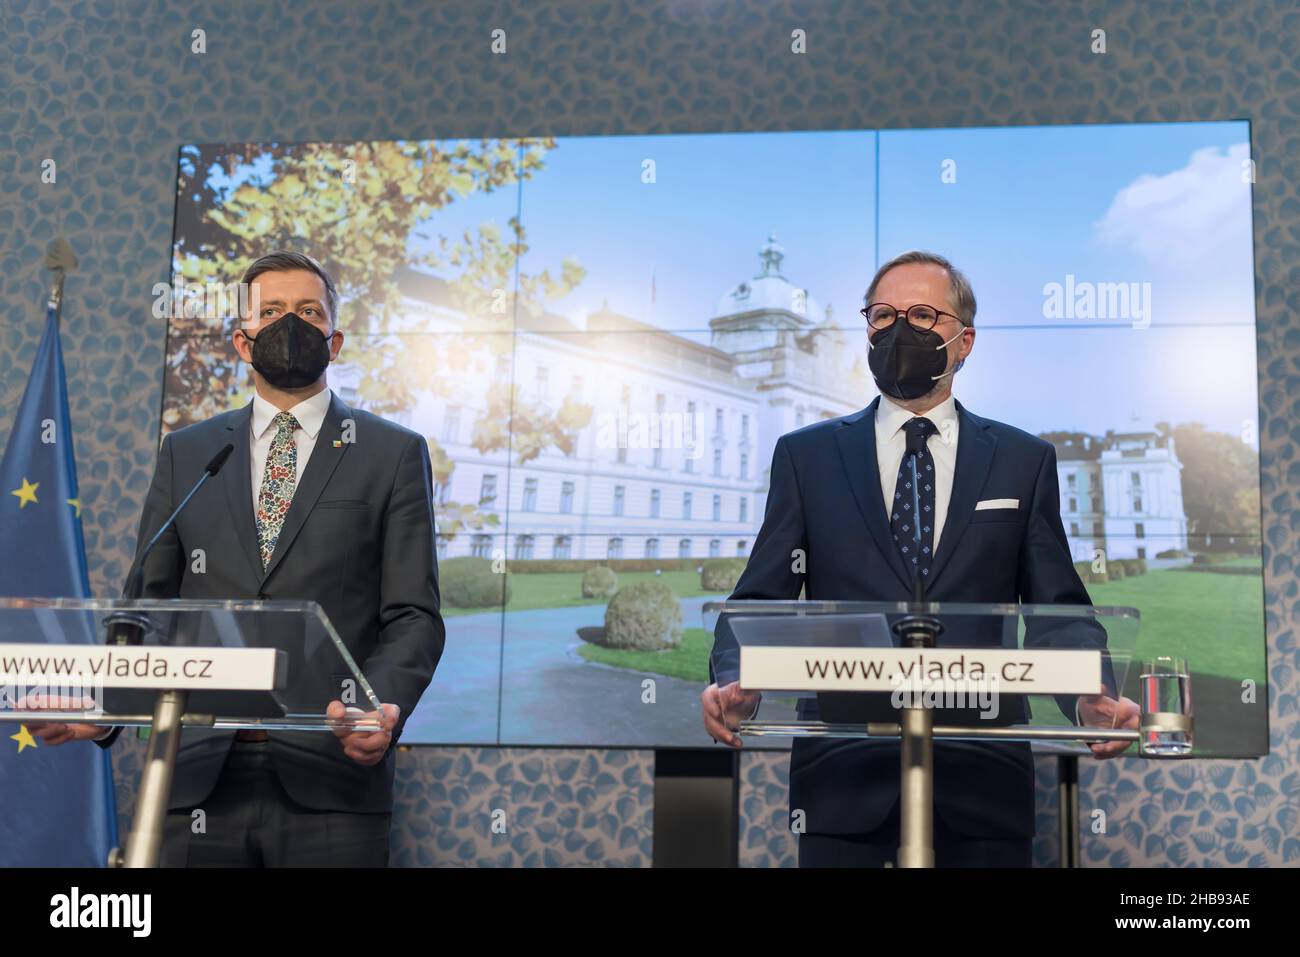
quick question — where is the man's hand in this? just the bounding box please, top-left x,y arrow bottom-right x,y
1077,688 -> 1141,759
15,693 -> 110,745
328,700 -> 400,766
700,681 -> 761,748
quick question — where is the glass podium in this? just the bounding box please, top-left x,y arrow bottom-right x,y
704,600 -> 1194,868
0,598 -> 384,867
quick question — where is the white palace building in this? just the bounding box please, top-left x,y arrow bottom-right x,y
1054,425 -> 1189,563
331,236 -> 1188,565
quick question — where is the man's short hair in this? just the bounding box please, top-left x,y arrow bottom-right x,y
240,250 -> 339,327
865,250 -> 977,327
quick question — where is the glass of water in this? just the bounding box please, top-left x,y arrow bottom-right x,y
1139,655 -> 1193,756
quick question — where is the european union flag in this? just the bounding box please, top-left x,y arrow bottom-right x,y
0,302 -> 117,867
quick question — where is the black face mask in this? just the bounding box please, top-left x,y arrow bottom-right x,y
244,312 -> 334,389
867,319 -> 964,401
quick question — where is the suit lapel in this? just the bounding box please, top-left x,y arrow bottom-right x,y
221,402 -> 264,584
833,397 -> 915,593
260,392 -> 353,583
925,399 -> 997,590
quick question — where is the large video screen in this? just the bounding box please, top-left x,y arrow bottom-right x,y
165,121 -> 1264,754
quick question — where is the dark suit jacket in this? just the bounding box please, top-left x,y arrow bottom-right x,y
710,397 -> 1113,839
98,392 -> 445,814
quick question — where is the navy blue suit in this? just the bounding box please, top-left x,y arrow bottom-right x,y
711,397 -> 1113,842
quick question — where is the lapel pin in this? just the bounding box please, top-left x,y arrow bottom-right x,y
332,439 -> 343,448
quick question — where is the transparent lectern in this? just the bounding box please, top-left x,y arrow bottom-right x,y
0,598 -> 384,868
704,600 -> 1193,868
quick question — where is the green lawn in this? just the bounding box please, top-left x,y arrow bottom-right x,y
442,565 -> 1267,696
1079,567 -> 1265,682
577,626 -> 714,682
1187,554 -> 1261,568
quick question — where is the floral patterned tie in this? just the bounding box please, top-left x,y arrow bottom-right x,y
256,411 -> 299,569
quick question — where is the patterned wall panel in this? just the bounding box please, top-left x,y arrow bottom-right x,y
111,735 -> 653,867
3,0 -> 1296,866
740,750 -> 1073,868
390,746 -> 654,867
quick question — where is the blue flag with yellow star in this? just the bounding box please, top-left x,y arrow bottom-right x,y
0,302 -> 117,867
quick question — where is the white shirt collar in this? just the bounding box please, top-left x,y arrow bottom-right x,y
875,392 -> 959,447
251,388 -> 332,441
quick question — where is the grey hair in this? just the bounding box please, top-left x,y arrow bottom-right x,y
865,250 -> 977,327
240,250 -> 339,327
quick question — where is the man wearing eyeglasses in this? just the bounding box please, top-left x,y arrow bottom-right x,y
702,250 -> 1140,867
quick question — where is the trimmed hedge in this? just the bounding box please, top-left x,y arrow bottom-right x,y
581,566 -> 618,599
440,556 -> 511,608
602,581 -> 683,651
1073,560 -> 1107,585
1075,557 -> 1146,583
1171,564 -> 1261,576
506,558 -> 700,574
701,557 -> 747,592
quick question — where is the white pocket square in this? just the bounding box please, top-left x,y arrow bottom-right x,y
975,498 -> 1019,510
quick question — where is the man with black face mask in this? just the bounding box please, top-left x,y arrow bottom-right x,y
703,250 -> 1140,867
37,250 -> 445,867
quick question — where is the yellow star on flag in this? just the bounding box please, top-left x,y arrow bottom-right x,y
67,497 -> 81,518
10,725 -> 37,753
10,478 -> 39,508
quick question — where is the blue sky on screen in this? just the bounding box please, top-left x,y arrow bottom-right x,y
875,121 -> 1254,437
186,120 -> 1257,440
510,130 -> 878,332
506,121 -> 1255,439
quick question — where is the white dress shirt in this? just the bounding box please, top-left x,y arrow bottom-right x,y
874,392 -> 960,553
249,388 -> 333,513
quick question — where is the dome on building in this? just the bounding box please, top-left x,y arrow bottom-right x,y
1114,413 -> 1162,438
713,233 -> 823,323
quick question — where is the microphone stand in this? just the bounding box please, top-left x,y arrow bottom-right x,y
104,446 -> 233,645
102,444 -> 233,868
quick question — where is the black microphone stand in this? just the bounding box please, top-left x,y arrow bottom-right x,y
103,445 -> 234,645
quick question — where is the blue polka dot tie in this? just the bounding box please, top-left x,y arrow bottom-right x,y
891,417 -> 938,583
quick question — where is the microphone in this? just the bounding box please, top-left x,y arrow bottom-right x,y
106,443 -> 235,645
203,443 -> 235,475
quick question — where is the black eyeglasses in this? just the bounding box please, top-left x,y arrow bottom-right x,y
861,302 -> 962,332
